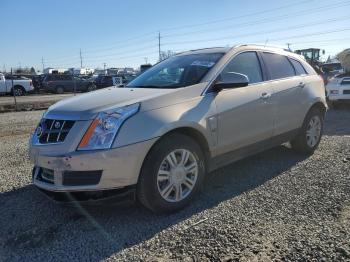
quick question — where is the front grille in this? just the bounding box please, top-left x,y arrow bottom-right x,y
38,119 -> 75,144
343,90 -> 350,94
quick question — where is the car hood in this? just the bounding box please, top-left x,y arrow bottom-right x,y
44,87 -> 183,120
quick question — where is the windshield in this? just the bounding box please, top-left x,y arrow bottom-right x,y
127,53 -> 224,88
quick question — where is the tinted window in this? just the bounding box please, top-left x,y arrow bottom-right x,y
290,59 -> 307,75
262,53 -> 295,80
222,52 -> 262,84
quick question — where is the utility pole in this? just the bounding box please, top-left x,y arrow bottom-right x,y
103,63 -> 106,70
11,68 -> 18,111
144,57 -> 148,64
158,31 -> 161,62
41,57 -> 45,72
79,49 -> 83,68
286,43 -> 291,50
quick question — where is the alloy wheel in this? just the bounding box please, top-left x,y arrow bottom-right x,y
157,149 -> 198,203
306,115 -> 322,147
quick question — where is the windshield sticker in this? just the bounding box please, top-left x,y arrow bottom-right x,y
191,61 -> 215,67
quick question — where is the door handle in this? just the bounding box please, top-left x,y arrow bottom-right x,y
298,82 -> 305,88
260,92 -> 271,99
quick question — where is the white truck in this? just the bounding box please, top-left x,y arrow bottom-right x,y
0,74 -> 34,96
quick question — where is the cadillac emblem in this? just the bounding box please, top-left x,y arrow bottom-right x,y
54,121 -> 61,129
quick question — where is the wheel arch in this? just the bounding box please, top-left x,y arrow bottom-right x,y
140,125 -> 212,178
307,100 -> 327,118
12,84 -> 25,91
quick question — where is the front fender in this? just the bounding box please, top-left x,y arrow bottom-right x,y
113,95 -> 217,149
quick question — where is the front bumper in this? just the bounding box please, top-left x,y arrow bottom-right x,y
30,138 -> 158,193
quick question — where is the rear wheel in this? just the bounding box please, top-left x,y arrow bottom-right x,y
12,86 -> 25,96
87,84 -> 97,92
137,133 -> 206,213
290,107 -> 324,154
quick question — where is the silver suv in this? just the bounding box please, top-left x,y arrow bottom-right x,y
29,45 -> 327,213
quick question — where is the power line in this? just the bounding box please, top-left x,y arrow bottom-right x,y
41,0 -> 338,62
161,1 -> 350,38
159,0 -> 313,32
161,17 -> 350,46
82,43 -> 156,59
269,28 -> 350,42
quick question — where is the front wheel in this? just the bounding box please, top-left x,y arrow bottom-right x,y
290,107 -> 324,154
137,133 -> 206,213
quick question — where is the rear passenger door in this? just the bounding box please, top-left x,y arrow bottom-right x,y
261,52 -> 306,136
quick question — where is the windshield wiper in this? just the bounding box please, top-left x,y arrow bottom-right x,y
128,84 -> 183,89
127,85 -> 161,88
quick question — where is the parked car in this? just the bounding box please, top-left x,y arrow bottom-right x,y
29,44 -> 326,213
326,73 -> 350,107
320,62 -> 344,84
42,74 -> 96,93
94,75 -> 124,89
0,73 -> 34,96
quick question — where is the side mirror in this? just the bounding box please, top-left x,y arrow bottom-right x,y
212,72 -> 249,92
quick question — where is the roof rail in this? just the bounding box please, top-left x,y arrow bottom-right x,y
238,43 -> 293,52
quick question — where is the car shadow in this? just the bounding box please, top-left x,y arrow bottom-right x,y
0,145 -> 309,261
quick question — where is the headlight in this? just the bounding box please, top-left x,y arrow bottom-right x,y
77,103 -> 140,150
329,90 -> 339,95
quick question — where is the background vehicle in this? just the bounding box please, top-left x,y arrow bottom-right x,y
320,62 -> 344,84
42,74 -> 96,93
94,75 -> 124,89
0,73 -> 34,95
29,45 -> 326,213
326,73 -> 350,107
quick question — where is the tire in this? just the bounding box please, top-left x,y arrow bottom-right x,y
12,86 -> 25,96
137,133 -> 206,213
86,84 -> 97,92
290,107 -> 324,154
55,86 -> 64,94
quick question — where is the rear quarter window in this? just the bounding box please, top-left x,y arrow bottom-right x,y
262,52 -> 296,80
290,59 -> 307,75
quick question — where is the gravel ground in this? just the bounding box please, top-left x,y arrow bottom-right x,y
0,108 -> 349,261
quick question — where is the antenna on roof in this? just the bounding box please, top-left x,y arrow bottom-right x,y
264,39 -> 269,47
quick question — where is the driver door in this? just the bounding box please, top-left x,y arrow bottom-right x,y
213,51 -> 275,156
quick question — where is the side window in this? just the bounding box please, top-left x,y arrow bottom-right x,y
290,59 -> 307,75
341,78 -> 350,85
262,52 -> 296,80
222,51 -> 262,84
